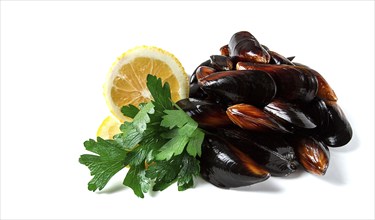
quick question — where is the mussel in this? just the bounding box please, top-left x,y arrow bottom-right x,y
228,31 -> 271,63
303,67 -> 338,102
210,55 -> 233,71
236,62 -> 318,102
300,97 -> 330,135
176,98 -> 231,128
189,30 -> 352,191
190,60 -> 211,84
220,44 -> 230,56
288,136 -> 330,176
200,134 -> 270,188
264,99 -> 317,133
226,104 -> 289,133
319,101 -> 352,147
293,62 -> 338,101
198,70 -> 277,107
219,128 -> 298,176
195,66 -> 216,81
189,60 -> 211,99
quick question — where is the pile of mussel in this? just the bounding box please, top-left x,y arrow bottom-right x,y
177,31 -> 353,188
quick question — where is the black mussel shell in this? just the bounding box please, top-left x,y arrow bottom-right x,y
219,128 -> 298,177
189,83 -> 207,100
320,101 -> 352,147
189,60 -> 212,99
237,63 -> 318,102
210,55 -> 233,71
302,67 -> 338,102
292,63 -> 337,101
228,31 -> 270,63
261,44 -> 270,51
200,134 -> 270,188
287,56 -> 295,61
199,70 -> 277,107
264,99 -> 317,132
300,97 -> 330,135
268,51 -> 295,65
176,98 -> 231,128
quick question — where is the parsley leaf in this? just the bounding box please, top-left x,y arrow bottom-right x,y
177,153 -> 200,191
160,110 -> 192,129
147,74 -> 172,114
123,165 -> 150,198
114,102 -> 154,150
79,138 -> 127,191
186,129 -> 204,157
121,104 -> 140,118
80,74 -> 205,198
156,135 -> 190,160
145,157 -> 181,191
156,109 -> 204,159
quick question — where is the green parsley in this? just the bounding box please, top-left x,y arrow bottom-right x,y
79,74 -> 205,198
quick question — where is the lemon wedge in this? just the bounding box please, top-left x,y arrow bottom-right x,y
96,116 -> 121,139
104,46 -> 189,122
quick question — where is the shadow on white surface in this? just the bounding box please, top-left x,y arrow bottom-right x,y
282,167 -> 306,179
234,179 -> 283,193
97,183 -> 127,194
330,128 -> 359,153
319,151 -> 347,186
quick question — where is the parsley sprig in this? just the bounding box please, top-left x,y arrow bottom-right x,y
79,75 -> 205,198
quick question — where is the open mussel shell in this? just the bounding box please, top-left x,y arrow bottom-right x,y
200,134 -> 270,188
176,98 -> 231,128
226,104 -> 289,133
237,62 -> 318,102
264,99 -> 317,132
319,101 -> 352,147
199,70 -> 277,107
228,31 -> 271,63
219,129 -> 298,177
288,136 -> 330,176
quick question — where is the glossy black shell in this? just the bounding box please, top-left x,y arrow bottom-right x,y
219,129 -> 298,177
268,51 -> 295,65
236,63 -> 319,102
199,70 -> 277,107
176,98 -> 231,128
320,102 -> 352,147
189,60 -> 211,99
228,31 -> 270,63
264,99 -> 317,133
200,134 -> 270,188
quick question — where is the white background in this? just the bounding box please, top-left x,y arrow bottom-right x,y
1,1 -> 374,219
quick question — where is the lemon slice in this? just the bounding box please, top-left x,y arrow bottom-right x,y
96,116 -> 121,139
104,46 -> 189,122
